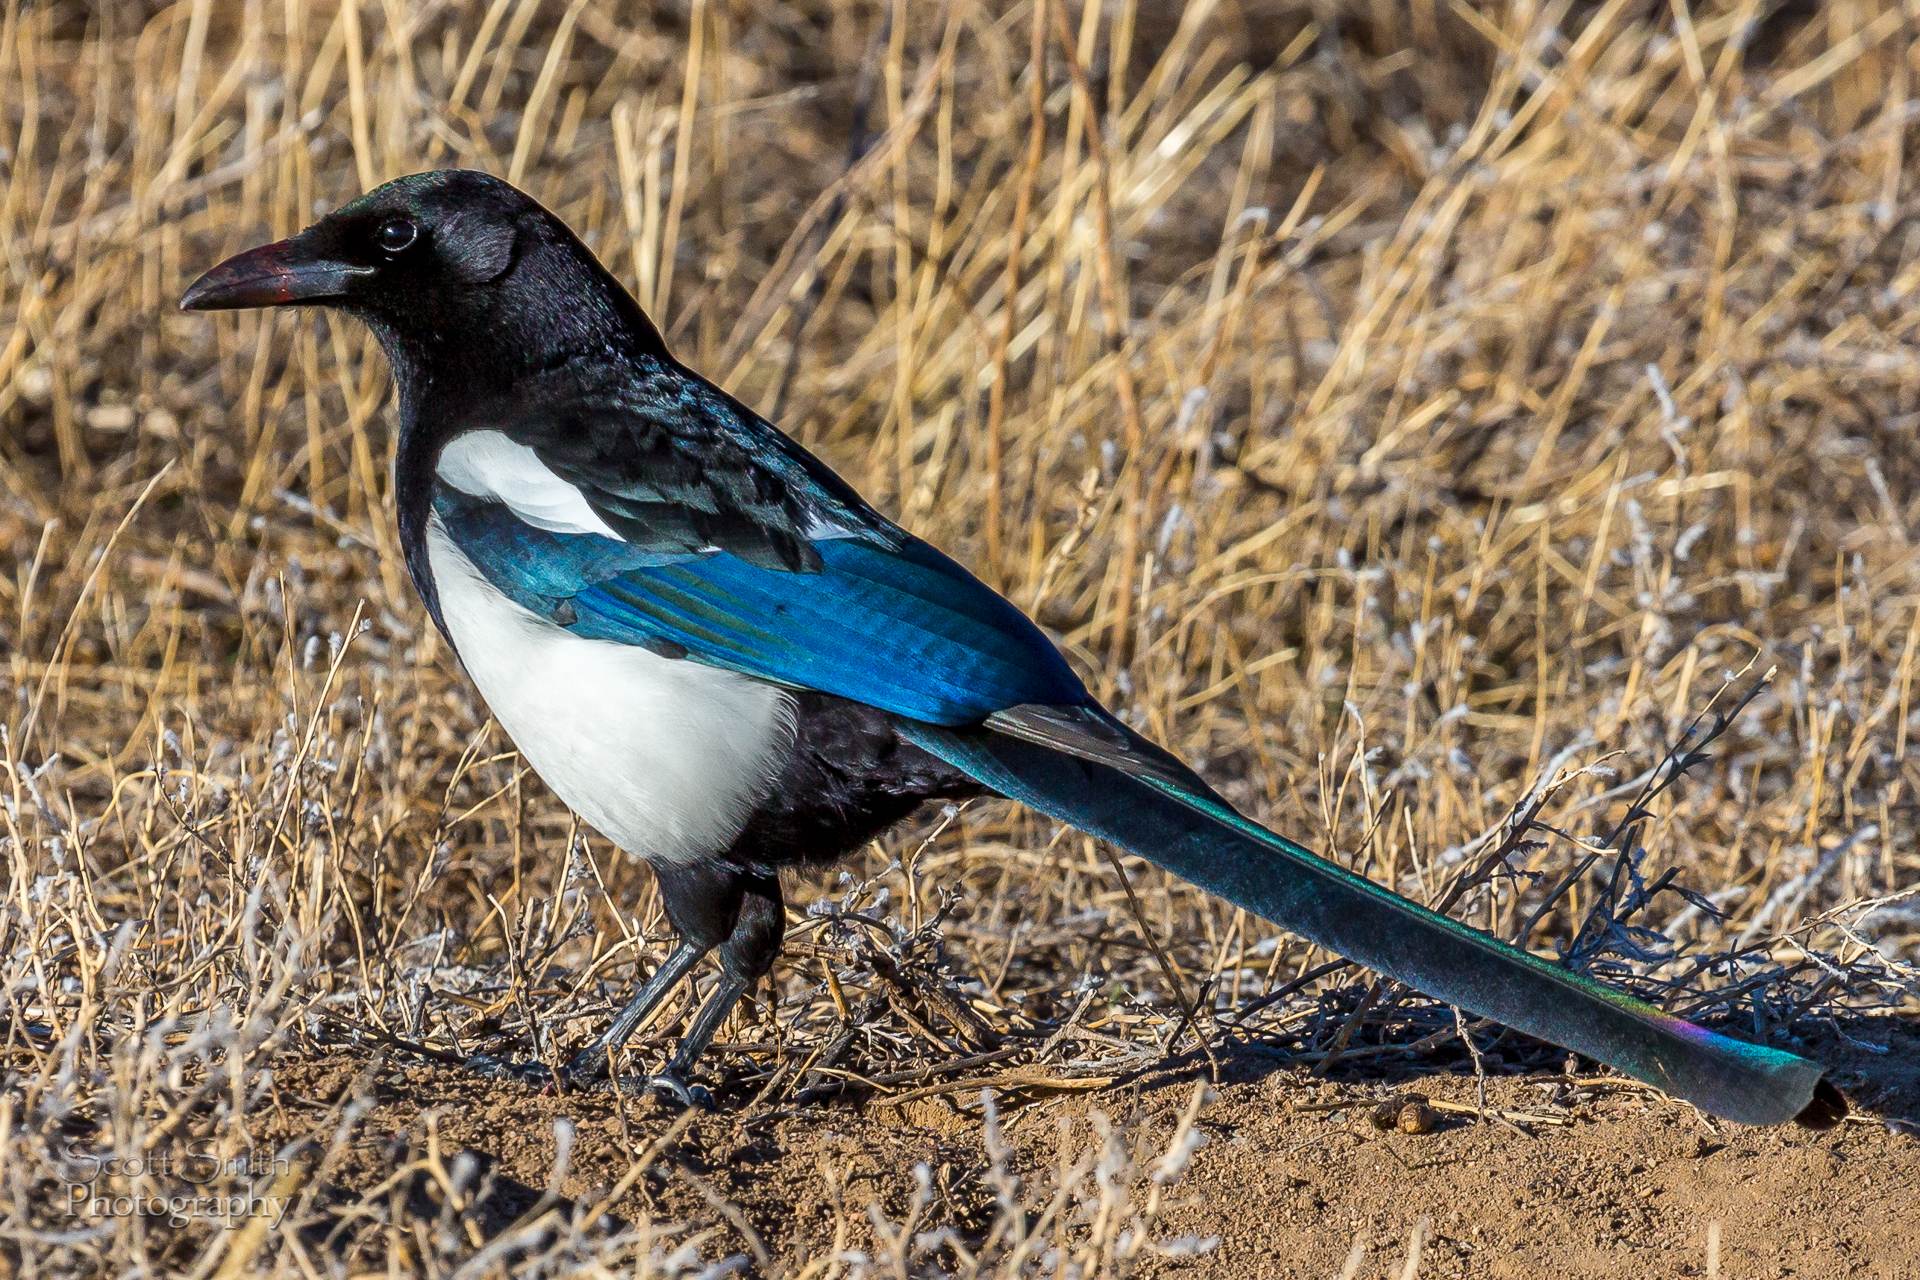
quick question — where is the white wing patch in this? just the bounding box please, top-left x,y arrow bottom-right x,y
436,430 -> 623,539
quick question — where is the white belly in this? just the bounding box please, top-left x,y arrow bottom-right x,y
425,518 -> 795,865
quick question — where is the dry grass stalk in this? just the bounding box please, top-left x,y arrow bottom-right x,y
1,1 -> 1916,1275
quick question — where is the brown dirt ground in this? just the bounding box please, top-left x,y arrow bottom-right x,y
256,1019 -> 1920,1279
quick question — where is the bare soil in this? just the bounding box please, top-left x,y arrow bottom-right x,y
253,1020 -> 1920,1278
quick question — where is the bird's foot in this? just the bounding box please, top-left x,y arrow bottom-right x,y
461,1051 -> 561,1090
640,1071 -> 714,1110
559,1045 -> 611,1088
553,1045 -> 713,1107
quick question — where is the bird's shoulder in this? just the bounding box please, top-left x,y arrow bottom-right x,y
435,360 -> 902,572
420,359 -> 1092,724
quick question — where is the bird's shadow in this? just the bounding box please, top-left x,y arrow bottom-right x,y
1117,1008 -> 1920,1129
1792,1013 -> 1920,1127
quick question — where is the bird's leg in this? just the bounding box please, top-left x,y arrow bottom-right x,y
627,860 -> 784,1108
562,938 -> 708,1085
644,973 -> 752,1108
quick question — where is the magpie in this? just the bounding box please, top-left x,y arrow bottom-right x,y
181,169 -> 1843,1126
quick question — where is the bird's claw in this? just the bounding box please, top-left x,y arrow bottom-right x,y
643,1072 -> 714,1110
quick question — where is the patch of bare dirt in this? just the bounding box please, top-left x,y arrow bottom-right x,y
254,1019 -> 1920,1278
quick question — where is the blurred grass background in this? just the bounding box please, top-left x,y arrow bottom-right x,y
1,1 -> 1917,1275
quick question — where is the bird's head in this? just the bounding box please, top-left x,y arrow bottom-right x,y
181,169 -> 663,400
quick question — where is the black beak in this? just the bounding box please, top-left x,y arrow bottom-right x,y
179,237 -> 370,312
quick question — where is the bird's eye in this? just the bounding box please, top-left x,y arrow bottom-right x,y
374,217 -> 419,255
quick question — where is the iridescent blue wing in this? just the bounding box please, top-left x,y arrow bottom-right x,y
430,386 -> 1088,725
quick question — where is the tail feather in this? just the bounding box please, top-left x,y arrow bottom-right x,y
900,716 -> 1842,1128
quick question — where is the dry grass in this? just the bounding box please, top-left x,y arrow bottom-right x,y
2,1 -> 1918,1276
